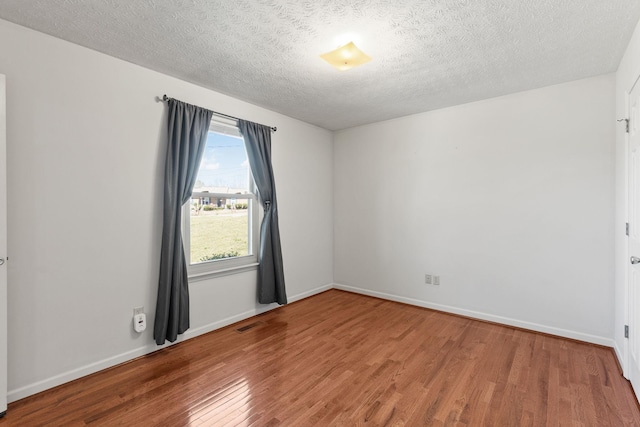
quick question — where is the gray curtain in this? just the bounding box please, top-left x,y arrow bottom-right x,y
154,98 -> 213,345
238,120 -> 287,305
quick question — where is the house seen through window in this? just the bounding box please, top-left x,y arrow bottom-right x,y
184,120 -> 258,277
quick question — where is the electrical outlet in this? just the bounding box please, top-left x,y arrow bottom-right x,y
133,306 -> 144,316
434,276 -> 440,286
425,274 -> 432,284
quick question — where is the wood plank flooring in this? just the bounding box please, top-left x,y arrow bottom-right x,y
1,289 -> 639,426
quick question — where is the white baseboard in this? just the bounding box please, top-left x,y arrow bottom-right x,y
7,283 -> 333,403
184,283 -> 333,339
9,281 -> 614,403
614,340 -> 629,379
334,283 -> 614,348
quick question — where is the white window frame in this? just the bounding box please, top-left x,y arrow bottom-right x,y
182,119 -> 260,281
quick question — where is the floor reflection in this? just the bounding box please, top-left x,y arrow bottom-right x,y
188,377 -> 253,425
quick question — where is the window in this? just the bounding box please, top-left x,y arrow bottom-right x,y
183,119 -> 259,280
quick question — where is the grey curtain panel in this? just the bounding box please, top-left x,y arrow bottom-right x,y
238,120 -> 287,305
154,98 -> 213,345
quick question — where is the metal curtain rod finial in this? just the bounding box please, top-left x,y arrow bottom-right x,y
159,94 -> 277,132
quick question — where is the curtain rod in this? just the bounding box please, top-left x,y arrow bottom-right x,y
160,94 -> 277,132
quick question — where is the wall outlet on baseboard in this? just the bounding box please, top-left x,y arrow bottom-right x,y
425,274 -> 432,284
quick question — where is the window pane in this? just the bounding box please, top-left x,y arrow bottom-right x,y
189,128 -> 254,266
189,201 -> 249,264
193,131 -> 250,193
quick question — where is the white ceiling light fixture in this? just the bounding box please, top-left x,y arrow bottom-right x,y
320,41 -> 372,71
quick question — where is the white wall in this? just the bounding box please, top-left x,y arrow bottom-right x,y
615,18 -> 640,374
334,75 -> 616,345
0,19 -> 334,401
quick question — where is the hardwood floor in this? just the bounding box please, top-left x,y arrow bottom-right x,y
2,289 -> 639,426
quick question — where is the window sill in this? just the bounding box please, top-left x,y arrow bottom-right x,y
188,262 -> 259,283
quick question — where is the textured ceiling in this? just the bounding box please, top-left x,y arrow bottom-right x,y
0,0 -> 639,130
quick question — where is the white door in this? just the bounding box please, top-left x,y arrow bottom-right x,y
628,76 -> 640,402
0,75 -> 6,415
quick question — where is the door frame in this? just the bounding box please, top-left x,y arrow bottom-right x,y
0,74 -> 6,415
626,73 -> 640,384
